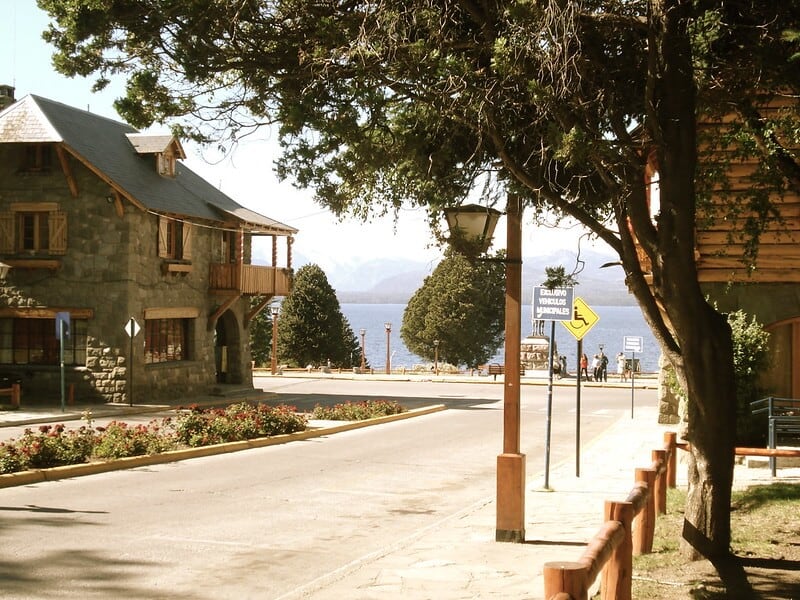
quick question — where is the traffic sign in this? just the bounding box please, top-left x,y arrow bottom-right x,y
124,317 -> 141,338
624,335 -> 644,353
532,286 -> 574,321
55,311 -> 70,340
560,297 -> 600,340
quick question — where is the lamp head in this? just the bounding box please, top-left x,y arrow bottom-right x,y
443,204 -> 502,257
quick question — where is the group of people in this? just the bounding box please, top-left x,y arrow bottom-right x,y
577,351 -> 630,382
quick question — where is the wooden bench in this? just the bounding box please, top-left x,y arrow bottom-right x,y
487,363 -> 504,381
0,383 -> 21,408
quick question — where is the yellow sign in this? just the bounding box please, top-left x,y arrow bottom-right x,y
560,297 -> 600,340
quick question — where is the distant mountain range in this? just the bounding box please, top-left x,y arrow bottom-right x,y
288,248 -> 635,306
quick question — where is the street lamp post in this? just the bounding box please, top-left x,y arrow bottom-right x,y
270,303 -> 279,375
443,198 -> 525,543
360,328 -> 366,372
433,339 -> 440,375
384,322 -> 392,375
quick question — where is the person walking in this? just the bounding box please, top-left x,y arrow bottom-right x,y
599,352 -> 608,382
591,354 -> 600,382
579,353 -> 589,381
616,352 -> 627,382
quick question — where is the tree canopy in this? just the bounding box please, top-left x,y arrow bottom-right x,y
401,249 -> 505,368
38,0 -> 800,559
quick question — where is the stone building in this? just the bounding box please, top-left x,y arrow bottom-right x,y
0,87 -> 295,404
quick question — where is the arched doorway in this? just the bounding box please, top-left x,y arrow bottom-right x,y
214,310 -> 242,384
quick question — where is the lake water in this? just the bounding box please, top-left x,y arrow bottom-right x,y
340,303 -> 660,373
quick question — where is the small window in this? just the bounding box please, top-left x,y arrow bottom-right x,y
145,318 -> 190,364
158,216 -> 192,261
19,144 -> 53,173
17,212 -> 49,252
158,151 -> 176,176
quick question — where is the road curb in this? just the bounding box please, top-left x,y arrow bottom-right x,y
0,404 -> 446,489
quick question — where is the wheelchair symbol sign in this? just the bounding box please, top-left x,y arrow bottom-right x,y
560,297 -> 599,340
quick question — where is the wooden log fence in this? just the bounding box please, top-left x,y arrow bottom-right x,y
543,430 -> 800,599
543,431 -> 678,600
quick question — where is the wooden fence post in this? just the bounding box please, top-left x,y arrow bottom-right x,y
543,561 -> 588,600
633,467 -> 656,554
601,500 -> 634,600
11,383 -> 20,408
664,431 -> 677,488
652,449 -> 667,515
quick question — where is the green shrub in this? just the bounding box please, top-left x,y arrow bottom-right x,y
93,420 -> 178,459
311,399 -> 405,421
729,310 -> 771,446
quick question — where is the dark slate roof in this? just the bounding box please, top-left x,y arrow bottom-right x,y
0,94 -> 297,235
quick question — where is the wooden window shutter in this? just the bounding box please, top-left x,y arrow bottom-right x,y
0,213 -> 13,253
48,211 -> 68,254
158,216 -> 169,258
182,222 -> 192,260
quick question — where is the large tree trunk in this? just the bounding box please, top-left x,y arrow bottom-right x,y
648,0 -> 736,559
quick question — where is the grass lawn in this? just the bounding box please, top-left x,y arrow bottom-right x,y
631,483 -> 800,599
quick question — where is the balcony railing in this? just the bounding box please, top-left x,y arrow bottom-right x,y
209,263 -> 292,296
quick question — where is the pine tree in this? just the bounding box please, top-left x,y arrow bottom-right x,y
276,264 -> 360,368
401,250 -> 504,368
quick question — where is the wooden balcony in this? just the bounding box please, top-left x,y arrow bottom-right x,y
209,263 -> 292,296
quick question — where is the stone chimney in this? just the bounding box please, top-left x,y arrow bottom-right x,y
0,85 -> 16,110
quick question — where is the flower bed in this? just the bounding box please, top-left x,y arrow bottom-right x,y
310,399 -> 405,421
0,402 -> 307,475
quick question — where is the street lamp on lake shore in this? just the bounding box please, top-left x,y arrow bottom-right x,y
384,322 -> 392,374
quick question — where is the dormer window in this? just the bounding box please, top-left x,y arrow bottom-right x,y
126,133 -> 186,178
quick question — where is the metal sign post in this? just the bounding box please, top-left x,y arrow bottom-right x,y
623,335 -> 644,418
533,286 -> 573,490
124,318 -> 141,407
56,312 -> 70,412
561,297 -> 600,477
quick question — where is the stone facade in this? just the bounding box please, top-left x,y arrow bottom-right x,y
0,143 -> 253,404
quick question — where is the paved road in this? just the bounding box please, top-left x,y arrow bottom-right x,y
0,378 -> 656,599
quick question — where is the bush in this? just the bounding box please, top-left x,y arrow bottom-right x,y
92,420 -> 178,459
0,403 -> 308,474
311,399 -> 405,421
174,403 -> 307,447
10,424 -> 96,470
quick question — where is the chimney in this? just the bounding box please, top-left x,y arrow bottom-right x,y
0,85 -> 16,110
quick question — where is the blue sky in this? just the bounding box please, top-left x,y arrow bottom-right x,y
0,1 -> 598,271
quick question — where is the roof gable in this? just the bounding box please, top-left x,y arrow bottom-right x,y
0,94 -> 296,236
